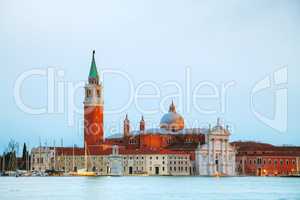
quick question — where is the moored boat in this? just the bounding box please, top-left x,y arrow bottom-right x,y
70,143 -> 97,177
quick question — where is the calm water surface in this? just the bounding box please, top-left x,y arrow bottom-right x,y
0,176 -> 299,200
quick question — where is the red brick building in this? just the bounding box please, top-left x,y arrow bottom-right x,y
232,141 -> 300,176
83,50 -> 206,157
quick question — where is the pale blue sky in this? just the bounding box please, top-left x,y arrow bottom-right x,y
0,0 -> 299,152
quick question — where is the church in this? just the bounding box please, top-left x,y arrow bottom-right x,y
30,51 -> 236,176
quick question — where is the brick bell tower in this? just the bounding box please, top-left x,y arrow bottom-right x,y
84,50 -> 104,149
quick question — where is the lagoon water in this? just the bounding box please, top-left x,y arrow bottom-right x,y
0,176 -> 299,200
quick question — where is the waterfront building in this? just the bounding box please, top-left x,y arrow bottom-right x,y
195,120 -> 236,176
233,141 -> 300,176
30,147 -> 56,171
51,147 -> 192,176
29,51 -> 235,176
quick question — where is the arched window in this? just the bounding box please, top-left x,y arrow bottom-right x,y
86,89 -> 92,97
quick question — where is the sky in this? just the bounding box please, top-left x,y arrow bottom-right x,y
0,0 -> 299,153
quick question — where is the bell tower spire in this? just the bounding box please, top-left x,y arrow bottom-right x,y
124,114 -> 130,137
140,115 -> 145,132
88,50 -> 99,84
84,50 -> 104,149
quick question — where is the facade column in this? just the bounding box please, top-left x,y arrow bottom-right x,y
220,138 -> 224,174
208,137 -> 213,175
225,139 -> 229,174
212,138 -> 215,175
242,156 -> 245,175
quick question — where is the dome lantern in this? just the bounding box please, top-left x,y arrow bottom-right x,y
160,102 -> 184,132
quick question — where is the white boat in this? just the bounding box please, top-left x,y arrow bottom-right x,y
32,171 -> 48,177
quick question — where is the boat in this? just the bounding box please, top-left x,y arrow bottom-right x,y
32,171 -> 48,176
76,169 -> 97,176
45,169 -> 64,176
16,170 -> 32,177
6,171 -> 17,177
72,143 -> 97,177
213,172 -> 227,177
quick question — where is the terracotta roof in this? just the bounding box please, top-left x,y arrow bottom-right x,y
231,141 -> 300,156
106,128 -> 208,139
166,143 -> 199,151
55,146 -> 193,156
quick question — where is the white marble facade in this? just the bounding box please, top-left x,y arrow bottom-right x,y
195,120 -> 236,176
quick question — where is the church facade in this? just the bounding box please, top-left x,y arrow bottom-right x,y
31,51 -> 236,176
195,121 -> 236,176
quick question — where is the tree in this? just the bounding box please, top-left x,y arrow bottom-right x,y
22,143 -> 27,160
5,139 -> 19,171
20,143 -> 30,170
0,155 -> 3,172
